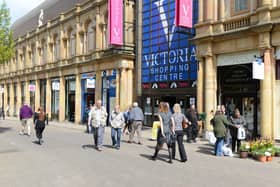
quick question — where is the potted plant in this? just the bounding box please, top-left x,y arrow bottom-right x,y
253,149 -> 267,162
239,143 -> 250,158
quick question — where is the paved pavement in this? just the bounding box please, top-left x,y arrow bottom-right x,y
0,118 -> 280,187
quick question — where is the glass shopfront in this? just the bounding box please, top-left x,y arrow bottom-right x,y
21,82 -> 25,104
81,73 -> 95,124
102,70 -> 116,115
29,80 -> 36,111
51,78 -> 60,120
40,79 -> 46,111
13,83 -> 17,116
65,76 -> 75,122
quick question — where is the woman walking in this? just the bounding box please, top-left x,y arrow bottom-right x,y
151,102 -> 175,163
171,104 -> 189,162
34,107 -> 46,145
109,105 -> 125,149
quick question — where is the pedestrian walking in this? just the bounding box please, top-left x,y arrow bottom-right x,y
151,102 -> 175,163
186,104 -> 199,143
230,108 -> 247,153
19,103 -> 33,136
86,104 -> 93,133
88,100 -> 108,151
109,105 -> 125,149
171,103 -> 188,162
122,106 -> 132,135
0,107 -> 5,120
128,102 -> 144,144
34,107 -> 47,145
211,108 -> 237,156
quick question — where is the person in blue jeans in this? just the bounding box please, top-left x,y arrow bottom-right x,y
109,105 -> 125,150
211,108 -> 237,156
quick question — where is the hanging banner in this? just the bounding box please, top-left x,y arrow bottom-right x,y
252,58 -> 264,80
29,84 -> 36,92
86,78 -> 95,88
175,0 -> 193,28
108,0 -> 123,45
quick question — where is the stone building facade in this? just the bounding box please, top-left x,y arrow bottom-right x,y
0,0 -> 135,124
195,0 -> 280,139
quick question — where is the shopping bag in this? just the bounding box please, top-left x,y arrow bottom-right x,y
237,127 -> 246,140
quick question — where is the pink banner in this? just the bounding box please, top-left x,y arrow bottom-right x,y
176,0 -> 193,28
109,0 -> 123,45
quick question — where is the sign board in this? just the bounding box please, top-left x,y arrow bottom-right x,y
108,0 -> 123,45
86,78 -> 95,88
175,0 -> 193,28
252,58 -> 264,80
52,82 -> 60,91
29,84 -> 36,92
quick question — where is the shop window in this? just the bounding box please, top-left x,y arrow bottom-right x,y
277,60 -> 280,80
231,0 -> 250,15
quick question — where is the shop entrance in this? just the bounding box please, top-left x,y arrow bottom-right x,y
218,64 -> 260,138
141,95 -> 196,127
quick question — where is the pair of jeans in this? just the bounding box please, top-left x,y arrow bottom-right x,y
215,137 -> 224,156
171,130 -> 187,161
92,126 -> 105,148
111,128 -> 122,148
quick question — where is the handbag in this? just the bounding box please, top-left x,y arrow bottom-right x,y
237,127 -> 246,140
182,119 -> 188,129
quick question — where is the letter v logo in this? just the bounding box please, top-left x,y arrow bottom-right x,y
154,0 -> 175,48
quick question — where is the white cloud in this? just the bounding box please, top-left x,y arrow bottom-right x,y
5,0 -> 45,23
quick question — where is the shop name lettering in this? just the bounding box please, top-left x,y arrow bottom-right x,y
144,47 -> 196,81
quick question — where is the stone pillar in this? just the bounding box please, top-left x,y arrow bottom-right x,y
197,58 -> 204,114
219,0 -> 225,20
10,83 -> 14,116
95,11 -> 102,50
46,78 -> 52,119
25,81 -> 30,106
204,56 -> 216,131
119,68 -> 128,111
3,83 -> 7,113
59,76 -> 65,122
198,0 -> 204,22
115,69 -> 120,105
260,49 -> 273,138
95,71 -> 102,102
16,82 -> 22,116
75,74 -> 81,124
35,79 -> 40,110
126,68 -> 133,109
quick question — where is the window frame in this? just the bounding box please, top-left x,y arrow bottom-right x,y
231,0 -> 250,16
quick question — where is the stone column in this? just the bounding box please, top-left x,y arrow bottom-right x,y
95,11 -> 102,50
261,0 -> 272,6
59,76 -> 65,122
119,68 -> 128,111
115,69 -> 120,105
46,78 -> 52,119
219,0 -> 225,20
75,74 -> 81,124
126,68 -> 133,109
3,83 -> 8,113
95,71 -> 102,102
16,82 -> 22,116
198,0 -> 204,22
10,83 -> 14,116
197,58 -> 204,115
204,55 -> 216,131
35,79 -> 40,110
260,49 -> 273,138
25,81 -> 30,106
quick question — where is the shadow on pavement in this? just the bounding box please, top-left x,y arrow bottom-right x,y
82,144 -> 95,149
0,126 -> 12,134
32,141 -> 40,145
140,153 -> 170,163
196,145 -> 214,155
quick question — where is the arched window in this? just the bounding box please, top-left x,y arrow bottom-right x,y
69,29 -> 76,57
54,34 -> 60,61
31,44 -> 36,66
87,20 -> 96,52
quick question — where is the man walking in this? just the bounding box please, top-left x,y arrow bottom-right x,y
19,103 -> 33,136
89,100 -> 108,151
128,102 -> 144,144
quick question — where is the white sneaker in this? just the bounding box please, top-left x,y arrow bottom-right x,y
19,132 -> 24,135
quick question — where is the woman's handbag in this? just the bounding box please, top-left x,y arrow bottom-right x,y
182,119 -> 188,129
237,127 -> 246,140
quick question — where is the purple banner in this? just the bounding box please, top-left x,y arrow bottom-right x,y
109,0 -> 123,45
176,0 -> 193,28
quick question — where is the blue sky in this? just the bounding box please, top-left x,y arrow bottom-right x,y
4,0 -> 44,23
